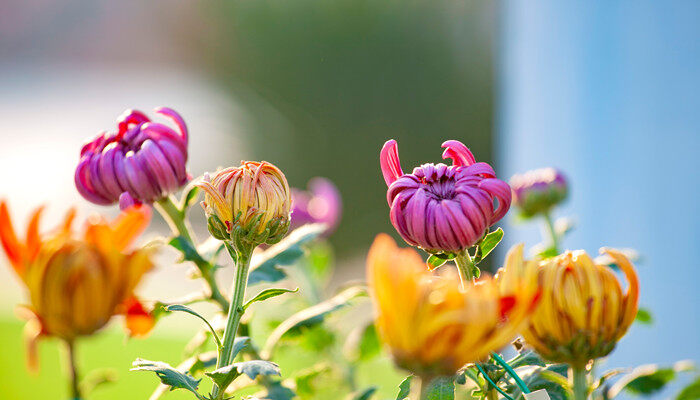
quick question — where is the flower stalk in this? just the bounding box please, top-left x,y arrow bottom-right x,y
64,340 -> 81,400
155,196 -> 229,312
571,365 -> 588,400
543,211 -> 559,252
454,251 -> 477,288
212,242 -> 254,399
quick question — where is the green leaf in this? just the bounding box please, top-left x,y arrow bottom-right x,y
243,287 -> 299,311
677,375 -> 700,400
507,364 -> 568,400
181,185 -> 201,210
248,224 -> 325,285
455,366 -> 480,386
507,350 -> 546,369
474,228 -> 504,264
537,246 -> 559,259
206,360 -> 281,391
427,254 -> 448,270
396,375 -> 413,400
636,307 -> 654,325
131,359 -> 204,400
169,236 -> 208,266
608,362 -> 695,398
166,305 -> 222,349
261,285 -> 366,359
424,376 -> 455,400
263,381 -> 297,400
347,386 -> 377,400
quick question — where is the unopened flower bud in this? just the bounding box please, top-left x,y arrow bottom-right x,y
510,168 -> 568,218
196,161 -> 292,249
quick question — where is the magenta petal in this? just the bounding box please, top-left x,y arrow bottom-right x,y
380,140 -> 404,186
479,178 -> 512,222
139,139 -> 178,192
441,140 -> 476,167
155,107 -> 188,145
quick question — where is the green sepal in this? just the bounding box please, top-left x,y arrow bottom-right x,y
427,254 -> 449,270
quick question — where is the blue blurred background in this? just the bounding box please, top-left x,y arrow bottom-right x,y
0,0 -> 698,398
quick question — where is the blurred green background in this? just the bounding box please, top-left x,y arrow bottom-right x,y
0,0 -> 495,398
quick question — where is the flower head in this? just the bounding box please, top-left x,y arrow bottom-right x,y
521,249 -> 639,367
197,161 -> 292,247
366,234 -> 538,377
510,168 -> 568,218
75,107 -> 190,208
0,201 -> 155,368
380,140 -> 511,254
290,177 -> 342,234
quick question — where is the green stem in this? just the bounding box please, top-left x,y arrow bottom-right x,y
155,196 -> 229,312
571,365 -> 588,400
409,375 -> 429,400
212,243 -> 253,399
454,251 -> 477,289
64,340 -> 81,400
543,212 -> 559,252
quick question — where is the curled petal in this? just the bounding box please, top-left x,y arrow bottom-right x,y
441,140 -> 476,167
479,178 -> 512,222
380,140 -> 404,186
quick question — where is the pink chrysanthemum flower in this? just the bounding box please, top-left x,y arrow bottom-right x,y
380,139 -> 511,254
75,108 -> 190,209
510,168 -> 568,218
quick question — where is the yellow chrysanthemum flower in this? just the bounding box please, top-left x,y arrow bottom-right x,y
0,201 -> 155,369
522,249 -> 639,367
197,161 -> 291,245
366,234 -> 539,377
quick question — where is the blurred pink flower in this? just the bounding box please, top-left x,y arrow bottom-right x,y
75,107 -> 190,209
380,139 -> 511,254
510,168 -> 568,217
291,177 -> 342,234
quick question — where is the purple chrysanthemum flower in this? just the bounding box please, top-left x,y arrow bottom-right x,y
380,139 -> 511,254
75,107 -> 190,209
290,177 -> 342,234
510,168 -> 568,217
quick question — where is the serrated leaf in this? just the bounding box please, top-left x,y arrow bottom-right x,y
248,224 -> 325,285
131,359 -> 204,399
169,236 -> 209,266
243,288 -> 299,311
424,376 -> 455,400
261,286 -> 366,359
396,375 -> 413,400
677,375 -> 700,400
207,360 -> 281,391
474,228 -> 504,264
347,386 -> 377,400
608,363 -> 692,398
427,255 -> 448,270
507,350 -> 546,369
636,307 -> 654,325
166,304 -> 222,349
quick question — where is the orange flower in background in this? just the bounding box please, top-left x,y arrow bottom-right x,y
0,201 -> 155,368
366,234 -> 539,377
521,249 -> 639,367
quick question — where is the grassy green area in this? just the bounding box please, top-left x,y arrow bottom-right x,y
0,317 -> 193,400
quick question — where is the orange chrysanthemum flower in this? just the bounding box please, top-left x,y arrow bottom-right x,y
522,249 -> 639,367
0,201 -> 155,369
366,234 -> 539,377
